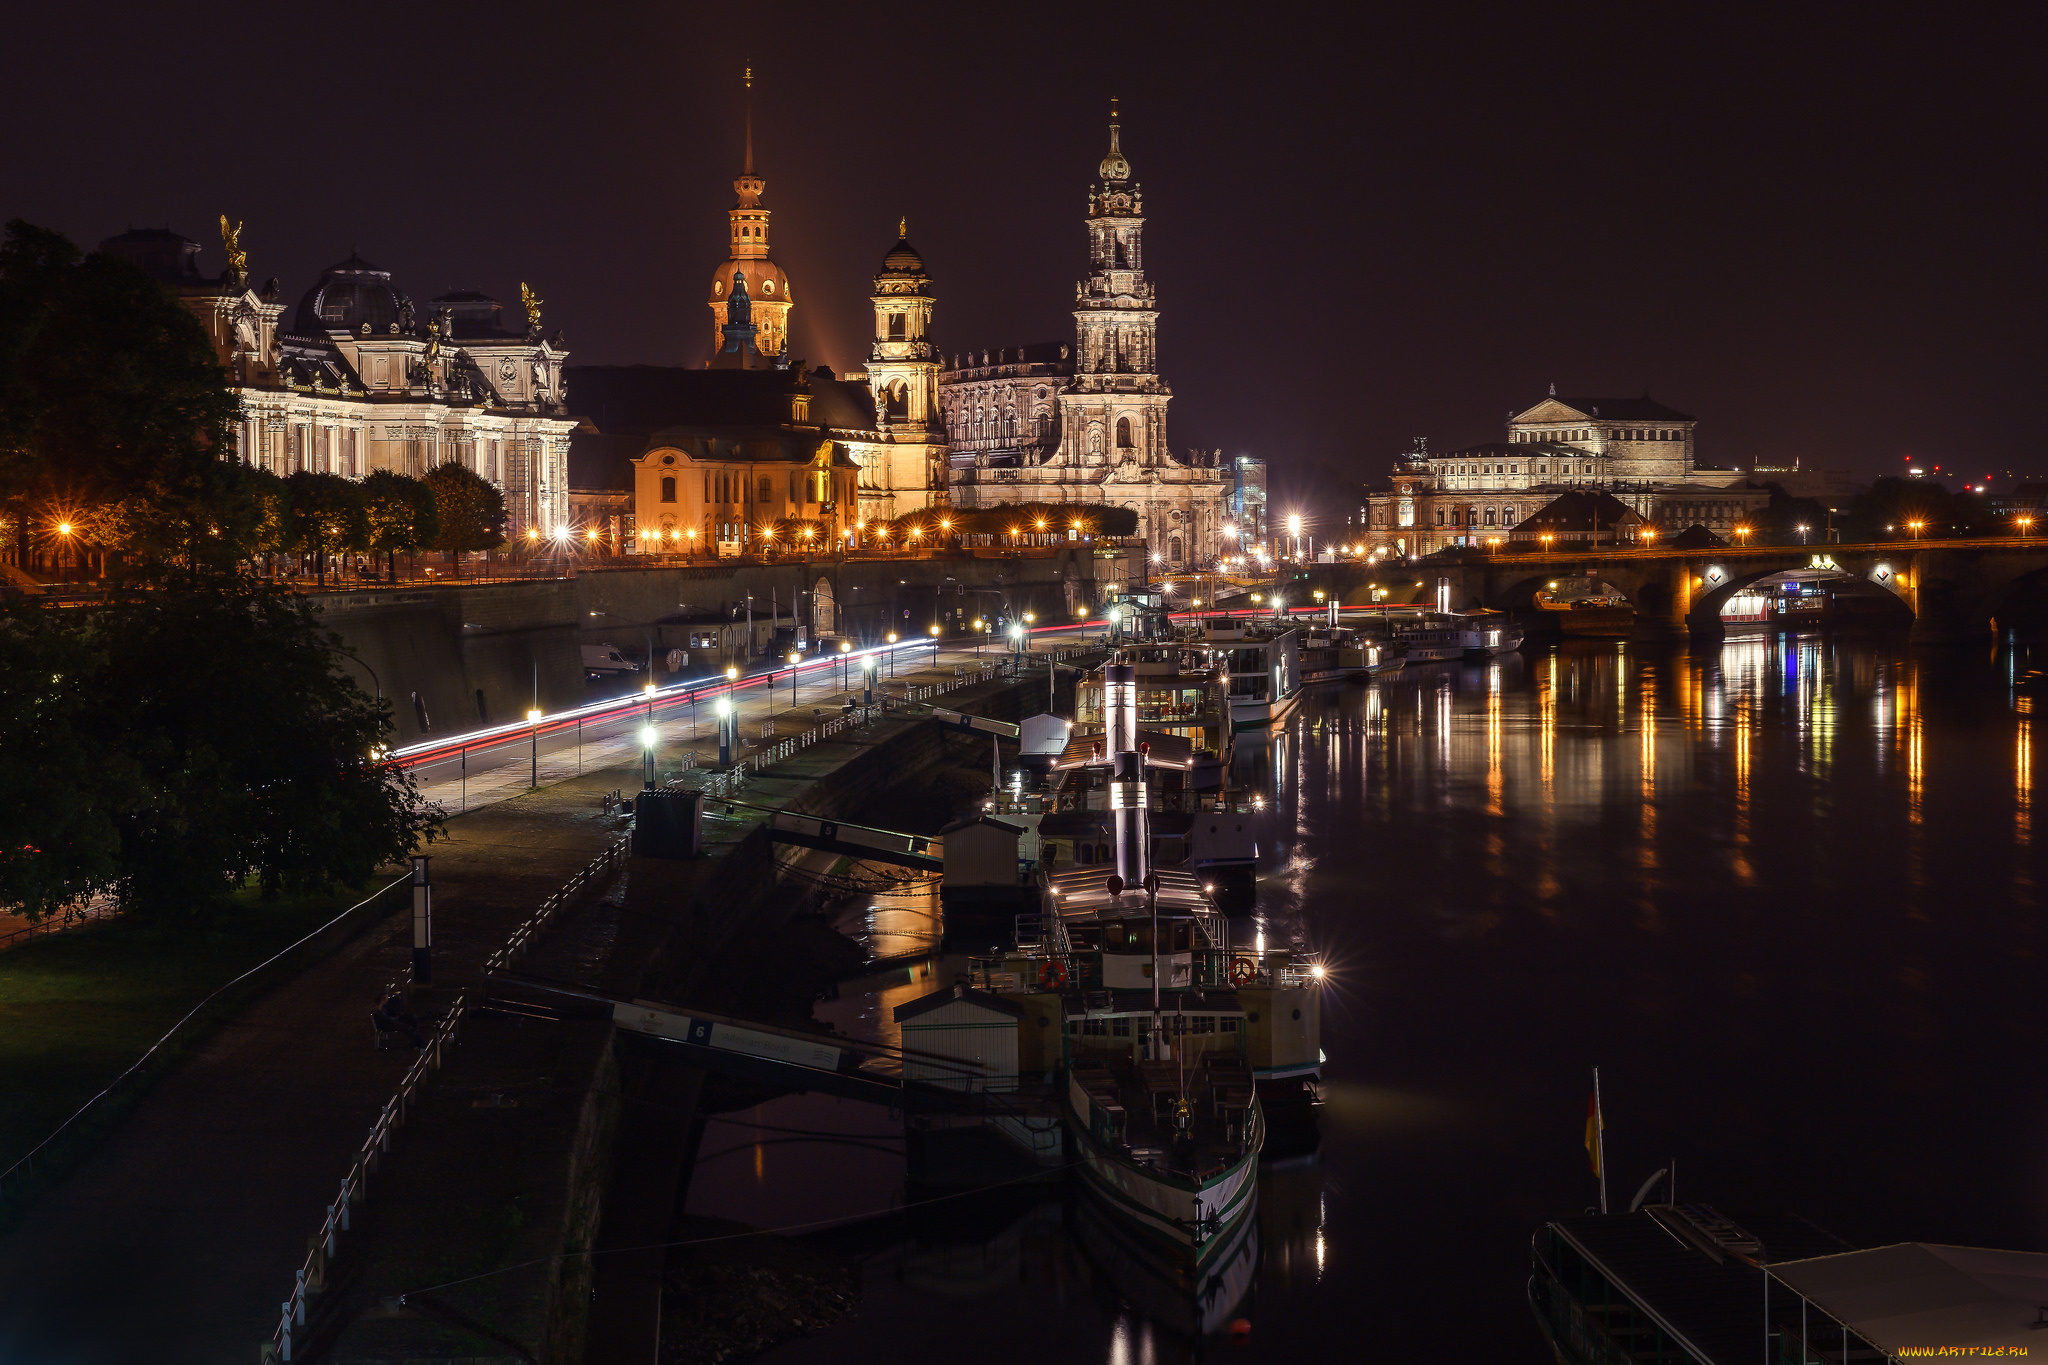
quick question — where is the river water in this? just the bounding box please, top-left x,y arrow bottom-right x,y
687,633 -> 2048,1362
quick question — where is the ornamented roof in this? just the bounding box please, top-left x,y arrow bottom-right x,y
1098,98 -> 1131,182
292,253 -> 415,337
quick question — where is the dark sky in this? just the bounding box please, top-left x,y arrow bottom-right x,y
9,0 -> 2043,515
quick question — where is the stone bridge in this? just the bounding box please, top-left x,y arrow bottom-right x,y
1295,539 -> 2048,644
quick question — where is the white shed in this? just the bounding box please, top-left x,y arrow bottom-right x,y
1019,713 -> 1072,762
894,987 -> 1022,1091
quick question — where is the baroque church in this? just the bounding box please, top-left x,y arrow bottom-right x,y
102,226 -> 575,534
938,103 -> 1230,568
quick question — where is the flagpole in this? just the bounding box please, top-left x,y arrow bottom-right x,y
1594,1066 -> 1610,1215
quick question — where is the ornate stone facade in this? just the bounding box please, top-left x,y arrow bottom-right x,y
855,224 -> 948,518
1360,390 -> 1768,557
940,104 -> 1228,566
103,229 -> 574,532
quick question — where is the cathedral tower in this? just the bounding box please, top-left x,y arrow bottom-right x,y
865,221 -> 948,512
706,66 -> 792,360
1057,98 -> 1169,468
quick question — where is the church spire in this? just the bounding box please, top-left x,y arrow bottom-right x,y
1098,96 -> 1131,183
742,64 -> 754,177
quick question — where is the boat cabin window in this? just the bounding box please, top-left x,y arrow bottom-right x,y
1101,920 -> 1193,952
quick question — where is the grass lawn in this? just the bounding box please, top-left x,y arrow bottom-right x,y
0,878 -> 405,1191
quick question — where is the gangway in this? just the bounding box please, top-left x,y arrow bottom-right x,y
699,795 -> 943,871
495,975 -> 1012,1112
904,705 -> 1021,739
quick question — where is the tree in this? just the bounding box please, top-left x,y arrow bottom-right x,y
283,471 -> 367,587
0,220 -> 241,578
360,469 -> 438,583
1750,485 -> 1833,546
1839,477 -> 1987,542
0,578 -> 439,919
423,462 -> 506,576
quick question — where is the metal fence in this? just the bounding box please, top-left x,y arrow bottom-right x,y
669,650 -> 1080,798
0,899 -> 118,955
263,835 -> 629,1363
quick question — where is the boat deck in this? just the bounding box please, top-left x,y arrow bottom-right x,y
1068,1052 -> 1258,1182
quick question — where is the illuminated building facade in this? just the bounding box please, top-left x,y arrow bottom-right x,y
1360,392 -> 1766,555
855,224 -> 949,518
941,103 -> 1229,567
103,228 -> 573,533
705,68 -> 791,362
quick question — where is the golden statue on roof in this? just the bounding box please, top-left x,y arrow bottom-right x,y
520,282 -> 543,333
219,215 -> 246,275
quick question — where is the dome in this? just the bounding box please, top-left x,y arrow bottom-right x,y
707,259 -> 790,306
293,253 -> 414,336
1098,105 -> 1132,182
876,222 -> 927,280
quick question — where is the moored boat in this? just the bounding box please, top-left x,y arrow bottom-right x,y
898,663 -> 1325,1263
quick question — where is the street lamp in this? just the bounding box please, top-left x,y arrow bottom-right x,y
714,694 -> 733,766
527,707 -> 543,788
785,650 -> 801,712
886,630 -> 898,677
1906,518 -> 1925,541
1734,525 -> 1753,545
2019,515 -> 2036,537
1796,524 -> 1810,544
640,724 -> 657,789
839,638 -> 852,690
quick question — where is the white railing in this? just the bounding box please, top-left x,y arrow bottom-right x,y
264,835 -> 629,1363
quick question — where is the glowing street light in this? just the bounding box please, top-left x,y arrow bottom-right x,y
1734,525 -> 1753,544
527,707 -> 543,788
1906,518 -> 1925,541
640,724 -> 657,789
2018,515 -> 2036,536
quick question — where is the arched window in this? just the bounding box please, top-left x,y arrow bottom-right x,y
1170,535 -> 1182,562
1116,417 -> 1133,448
660,476 -> 676,503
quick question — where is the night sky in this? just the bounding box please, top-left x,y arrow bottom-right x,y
10,0 -> 2043,516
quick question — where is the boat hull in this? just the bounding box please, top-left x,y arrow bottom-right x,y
1063,1074 -> 1263,1266
1229,688 -> 1302,730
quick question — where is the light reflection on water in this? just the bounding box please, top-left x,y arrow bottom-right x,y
743,634 -> 2043,1363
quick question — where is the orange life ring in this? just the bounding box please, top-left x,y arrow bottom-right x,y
1042,959 -> 1068,990
1228,956 -> 1257,987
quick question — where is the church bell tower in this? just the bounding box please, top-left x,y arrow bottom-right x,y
866,221 -> 947,511
706,66 -> 792,360
1058,98 -> 1169,467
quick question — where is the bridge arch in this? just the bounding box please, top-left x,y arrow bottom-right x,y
1687,561 -> 1913,634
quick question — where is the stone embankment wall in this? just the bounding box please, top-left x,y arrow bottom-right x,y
312,552 -> 1107,744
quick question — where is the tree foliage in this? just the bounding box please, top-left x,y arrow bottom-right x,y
0,578 -> 439,920
284,470 -> 367,567
1839,477 -> 1993,542
423,462 -> 506,561
0,220 -> 242,571
360,469 -> 438,557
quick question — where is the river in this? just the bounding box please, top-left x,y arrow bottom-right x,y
685,632 -> 2047,1361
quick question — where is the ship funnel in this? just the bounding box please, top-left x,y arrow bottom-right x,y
1104,663 -> 1149,891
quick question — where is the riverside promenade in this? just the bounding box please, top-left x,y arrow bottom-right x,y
0,641 -> 1078,1364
